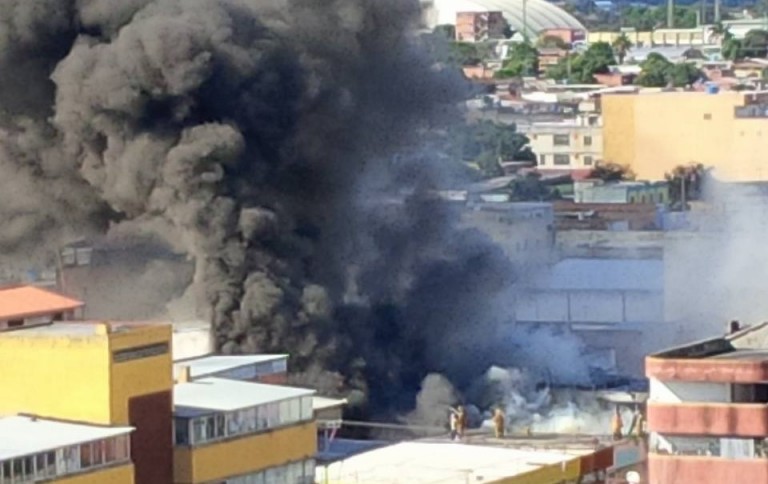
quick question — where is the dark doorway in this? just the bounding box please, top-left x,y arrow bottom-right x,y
128,391 -> 173,484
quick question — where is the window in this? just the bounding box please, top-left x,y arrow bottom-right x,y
583,136 -> 592,146
7,320 -> 22,328
704,113 -> 712,120
114,435 -> 129,461
583,155 -> 594,166
538,154 -> 546,165
80,443 -> 92,468
553,154 -> 570,166
553,134 -> 570,146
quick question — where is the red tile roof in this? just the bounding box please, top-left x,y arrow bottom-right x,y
0,285 -> 83,320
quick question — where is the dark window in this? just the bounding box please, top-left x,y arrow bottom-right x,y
174,418 -> 190,445
553,154 -> 570,165
7,320 -> 23,328
584,136 -> 592,146
553,134 -> 570,146
113,343 -> 169,363
704,113 -> 712,120
584,155 -> 594,166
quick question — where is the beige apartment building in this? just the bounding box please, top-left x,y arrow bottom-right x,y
602,91 -> 768,182
528,112 -> 603,173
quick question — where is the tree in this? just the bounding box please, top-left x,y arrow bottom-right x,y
611,33 -> 632,65
456,121 -> 534,178
433,24 -> 456,41
508,173 -> 560,201
547,42 -> 615,83
495,42 -> 539,78
635,52 -> 702,88
446,42 -> 494,66
741,29 -> 768,58
589,162 -> 635,182
665,163 -> 710,210
723,38 -> 743,61
538,35 -> 568,49
667,62 -> 703,87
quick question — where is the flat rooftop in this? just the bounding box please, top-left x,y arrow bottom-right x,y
0,416 -> 133,460
174,377 -> 314,414
320,439 -> 599,484
651,322 -> 768,359
173,354 -> 287,379
0,286 -> 83,320
313,396 -> 348,412
0,321 -> 162,337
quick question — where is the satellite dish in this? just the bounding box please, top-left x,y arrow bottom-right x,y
626,471 -> 641,483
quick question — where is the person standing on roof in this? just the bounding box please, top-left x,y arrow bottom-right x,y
449,409 -> 458,441
492,408 -> 506,439
449,406 -> 467,441
612,406 -> 624,441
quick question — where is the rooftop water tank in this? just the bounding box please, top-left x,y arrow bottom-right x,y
706,83 -> 720,95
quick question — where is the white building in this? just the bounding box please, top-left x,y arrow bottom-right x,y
528,113 -> 603,173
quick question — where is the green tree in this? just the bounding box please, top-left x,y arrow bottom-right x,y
537,35 -> 568,49
741,29 -> 768,58
508,173 -> 560,201
446,42 -> 494,66
589,162 -> 635,182
635,53 -> 702,87
547,42 -> 615,83
621,6 -> 697,30
723,38 -> 743,61
433,24 -> 456,41
665,163 -> 710,210
667,63 -> 702,87
457,121 -> 534,178
611,33 -> 632,64
495,42 -> 539,78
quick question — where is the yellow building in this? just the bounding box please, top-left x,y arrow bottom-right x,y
0,321 -> 174,484
587,28 -> 707,46
172,375 -> 316,483
0,415 -> 134,483
602,91 -> 768,182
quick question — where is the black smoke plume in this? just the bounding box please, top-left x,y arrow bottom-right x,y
0,0 -> 514,415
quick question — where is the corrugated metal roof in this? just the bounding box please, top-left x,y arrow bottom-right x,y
173,355 -> 288,379
173,378 -> 314,412
532,258 -> 663,291
0,286 -> 83,320
0,416 -> 133,460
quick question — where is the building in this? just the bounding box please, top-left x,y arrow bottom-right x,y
554,201 -> 663,231
0,321 -> 173,484
173,376 -> 316,484
0,415 -> 135,484
529,113 -> 603,172
460,201 -> 555,266
319,434 -> 624,484
537,47 -> 568,74
422,0 -> 586,39
540,27 -> 585,45
455,11 -> 506,42
646,321 -> 768,483
574,180 -> 670,205
587,28 -> 709,47
173,354 -> 289,384
602,90 -> 768,182
0,285 -> 83,330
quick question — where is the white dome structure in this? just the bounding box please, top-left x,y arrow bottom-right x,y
422,0 -> 586,39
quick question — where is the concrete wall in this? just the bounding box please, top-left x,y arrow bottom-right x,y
55,463 -> 135,484
515,290 -> 663,323
529,124 -> 603,170
602,92 -> 768,182
172,321 -> 213,361
649,379 -> 730,403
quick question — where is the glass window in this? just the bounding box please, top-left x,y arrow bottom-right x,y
92,441 -> 105,466
193,418 -> 207,444
214,414 -> 226,439
300,397 -> 312,421
553,134 -> 570,146
64,446 -> 80,473
584,135 -> 592,146
175,418 -> 191,445
35,454 -> 46,478
538,154 -> 546,165
80,443 -> 92,468
267,403 -> 279,427
114,435 -> 129,461
553,154 -> 570,166
584,155 -> 594,166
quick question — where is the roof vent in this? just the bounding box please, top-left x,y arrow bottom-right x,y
177,366 -> 192,384
729,320 -> 741,334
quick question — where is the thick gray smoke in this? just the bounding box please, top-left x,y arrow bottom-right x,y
0,0 -> 516,414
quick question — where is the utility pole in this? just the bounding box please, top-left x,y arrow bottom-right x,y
667,0 -> 674,28
523,0 -> 528,42
715,0 -> 721,23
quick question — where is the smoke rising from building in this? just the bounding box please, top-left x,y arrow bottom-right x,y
0,0 -> 527,413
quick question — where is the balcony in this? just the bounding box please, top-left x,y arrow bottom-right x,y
649,454 -> 768,483
648,402 -> 768,437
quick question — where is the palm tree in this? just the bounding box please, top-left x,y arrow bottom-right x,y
612,34 -> 632,65
708,22 -> 730,45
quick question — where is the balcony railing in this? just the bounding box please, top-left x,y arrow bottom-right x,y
648,402 -> 768,437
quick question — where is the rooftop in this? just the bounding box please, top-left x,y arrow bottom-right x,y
0,285 -> 83,320
651,322 -> 768,359
174,377 -> 314,413
0,416 -> 133,461
313,396 -> 348,412
0,321 -> 158,338
320,438 -> 599,484
173,354 -> 288,380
